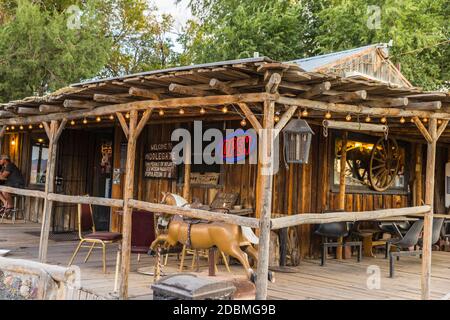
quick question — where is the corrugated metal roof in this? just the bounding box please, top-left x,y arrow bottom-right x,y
290,44 -> 387,71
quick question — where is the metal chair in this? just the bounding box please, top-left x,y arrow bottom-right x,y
0,195 -> 25,224
68,203 -> 122,273
386,219 -> 424,278
315,222 -> 362,266
418,218 -> 444,248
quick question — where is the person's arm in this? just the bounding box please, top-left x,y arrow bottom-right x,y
0,164 -> 12,180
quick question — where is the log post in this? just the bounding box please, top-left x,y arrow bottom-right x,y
255,98 -> 275,300
182,133 -> 192,201
38,119 -> 67,262
119,110 -> 138,299
336,132 -> 348,259
421,118 -> 437,300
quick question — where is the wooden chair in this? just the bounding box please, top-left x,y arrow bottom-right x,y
68,203 -> 122,273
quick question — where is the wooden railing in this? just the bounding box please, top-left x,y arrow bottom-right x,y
0,185 -> 432,230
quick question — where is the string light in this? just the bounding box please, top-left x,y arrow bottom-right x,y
10,138 -> 15,146
11,126 -> 15,130
6,127 -> 9,131
96,116 -> 101,122
38,138 -> 44,143
179,109 -> 185,115
438,119 -> 443,125
200,108 -> 206,115
70,120 -> 76,126
380,116 -> 387,124
365,115 -> 371,122
274,115 -> 280,123
422,118 -> 428,123
410,118 -> 415,123
109,114 -> 114,120
39,124 -> 43,129
28,125 -> 33,129
325,111 -> 332,119
301,109 -> 309,117
125,113 -> 130,119
19,126 -> 24,130
83,118 -> 88,124
222,106 -> 228,114
159,109 -> 165,116
345,114 -> 352,121
400,117 -> 406,124
240,119 -> 247,127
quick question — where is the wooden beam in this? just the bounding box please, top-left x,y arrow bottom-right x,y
324,90 -> 367,103
63,100 -> 101,109
119,110 -> 138,300
182,132 -> 192,201
270,206 -> 431,229
17,107 -> 41,115
276,96 -> 445,120
42,122 -> 51,140
0,111 -> 16,118
255,98 -> 275,300
265,73 -> 282,94
128,87 -> 160,100
365,97 -> 409,107
407,101 -> 442,110
116,112 -> 129,140
39,105 -> 65,113
422,118 -> 437,300
279,81 -> 312,92
323,120 -> 388,133
437,120 -> 449,139
209,78 -> 238,95
274,105 -> 298,133
336,132 -> 348,260
53,119 -> 67,142
135,109 -> 152,138
38,120 -> 64,262
412,116 -> 433,143
0,93 -> 275,126
301,81 -> 331,99
169,83 -> 208,96
94,94 -> 131,104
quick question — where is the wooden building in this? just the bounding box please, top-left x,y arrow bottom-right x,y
0,44 -> 448,300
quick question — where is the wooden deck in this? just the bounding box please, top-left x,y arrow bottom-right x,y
1,222 -> 450,300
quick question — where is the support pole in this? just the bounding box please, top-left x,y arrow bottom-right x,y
119,110 -> 138,299
336,132 -> 348,259
255,99 -> 275,300
422,118 -> 437,300
182,135 -> 191,201
38,119 -> 66,262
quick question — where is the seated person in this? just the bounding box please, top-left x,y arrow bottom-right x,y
0,155 -> 25,215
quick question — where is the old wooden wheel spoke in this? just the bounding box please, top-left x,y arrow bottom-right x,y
369,137 -> 400,192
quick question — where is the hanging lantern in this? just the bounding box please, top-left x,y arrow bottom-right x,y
283,119 -> 314,164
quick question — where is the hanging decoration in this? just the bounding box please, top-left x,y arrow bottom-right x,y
282,119 -> 314,164
322,120 -> 388,140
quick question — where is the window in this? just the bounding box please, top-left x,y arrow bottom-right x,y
332,133 -> 408,194
30,136 -> 49,186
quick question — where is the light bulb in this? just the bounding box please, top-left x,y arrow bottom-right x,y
71,120 -> 76,126
438,119 -> 443,125
400,117 -> 406,124
222,106 -> 228,114
39,124 -> 43,129
365,115 -> 371,122
422,118 -> 428,123
11,126 -> 15,130
96,117 -> 101,122
109,114 -> 114,120
83,118 -> 88,124
159,109 -> 164,116
11,138 -> 15,146
200,108 -> 206,115
380,116 -> 387,124
346,114 -> 352,121
240,119 -> 247,127
6,127 -> 9,131
274,115 -> 280,123
19,126 -> 24,130
125,113 -> 130,119
325,111 -> 332,119
302,109 -> 309,117
28,125 -> 33,129
179,109 -> 185,115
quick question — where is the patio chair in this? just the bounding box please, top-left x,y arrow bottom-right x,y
418,218 -> 444,248
385,219 -> 423,278
315,221 -> 362,266
68,203 -> 122,273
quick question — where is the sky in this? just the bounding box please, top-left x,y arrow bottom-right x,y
152,0 -> 193,52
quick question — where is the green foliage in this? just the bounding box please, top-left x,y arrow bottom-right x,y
181,0 -> 449,90
0,0 -> 111,101
179,0 -> 309,63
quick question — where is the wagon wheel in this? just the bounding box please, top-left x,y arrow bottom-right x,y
287,227 -> 300,266
346,158 -> 368,182
368,137 -> 400,192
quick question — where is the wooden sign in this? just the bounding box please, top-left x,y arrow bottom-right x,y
144,143 -> 177,179
210,192 -> 239,210
190,172 -> 220,187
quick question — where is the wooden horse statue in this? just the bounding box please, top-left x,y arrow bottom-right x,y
150,192 -> 274,283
